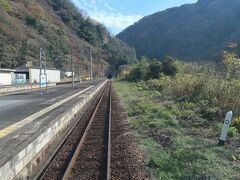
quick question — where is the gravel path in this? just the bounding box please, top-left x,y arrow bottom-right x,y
111,86 -> 150,180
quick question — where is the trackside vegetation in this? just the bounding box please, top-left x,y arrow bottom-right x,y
114,51 -> 240,179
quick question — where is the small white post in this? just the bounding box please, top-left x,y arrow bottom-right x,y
218,111 -> 233,146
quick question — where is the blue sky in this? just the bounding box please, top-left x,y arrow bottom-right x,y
71,0 -> 197,35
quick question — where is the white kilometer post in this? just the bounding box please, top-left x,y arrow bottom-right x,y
218,111 -> 233,146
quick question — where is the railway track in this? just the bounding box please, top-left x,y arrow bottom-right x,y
40,82 -> 112,180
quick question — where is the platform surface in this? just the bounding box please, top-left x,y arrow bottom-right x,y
0,81 -> 100,130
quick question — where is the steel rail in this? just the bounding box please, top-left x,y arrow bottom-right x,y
62,83 -> 111,180
107,82 -> 112,180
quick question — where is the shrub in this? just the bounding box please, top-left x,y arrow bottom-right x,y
221,51 -> 240,79
25,15 -> 37,28
232,116 -> 240,127
147,76 -> 172,92
232,117 -> 240,132
147,72 -> 240,114
29,3 -> 45,19
228,127 -> 237,137
0,0 -> 12,12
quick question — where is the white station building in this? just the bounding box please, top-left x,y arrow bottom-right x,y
0,68 -> 60,86
0,69 -> 16,86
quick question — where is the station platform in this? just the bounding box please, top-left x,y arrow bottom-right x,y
0,80 -> 107,180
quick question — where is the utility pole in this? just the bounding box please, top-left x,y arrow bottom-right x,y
102,63 -> 104,78
26,60 -> 33,90
71,49 -> 74,88
90,46 -> 93,83
39,48 -> 42,91
79,52 -> 82,85
28,62 -> 32,90
98,63 -> 100,79
39,48 -> 47,93
79,65 -> 82,84
44,51 -> 47,92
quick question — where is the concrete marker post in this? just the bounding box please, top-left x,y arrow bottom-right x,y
218,111 -> 233,146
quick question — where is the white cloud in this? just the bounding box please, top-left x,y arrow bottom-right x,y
71,0 -> 143,34
90,11 -> 142,33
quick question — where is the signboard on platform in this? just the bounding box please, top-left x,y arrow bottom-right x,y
40,74 -> 47,88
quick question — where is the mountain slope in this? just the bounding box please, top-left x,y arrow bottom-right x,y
0,0 -> 136,71
117,0 -> 240,61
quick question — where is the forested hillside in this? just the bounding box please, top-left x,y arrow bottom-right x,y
0,0 -> 136,71
118,0 -> 240,61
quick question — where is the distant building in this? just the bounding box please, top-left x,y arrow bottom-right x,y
30,68 -> 60,83
0,68 -> 60,86
0,69 -> 15,86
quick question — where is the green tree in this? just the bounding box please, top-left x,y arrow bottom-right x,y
17,40 -> 28,66
147,60 -> 162,79
25,15 -> 37,28
128,60 -> 148,81
162,57 -> 177,76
